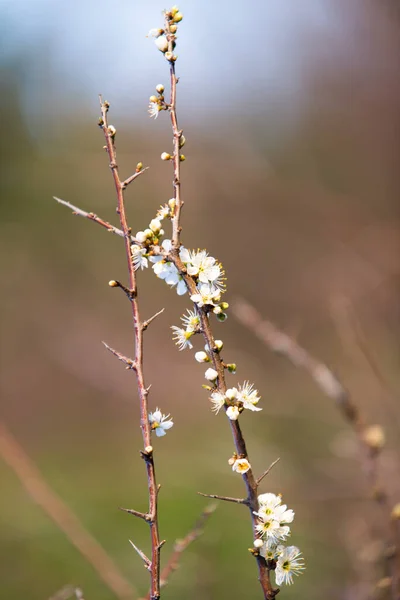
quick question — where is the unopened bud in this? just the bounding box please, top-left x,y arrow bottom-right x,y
195,351 -> 210,363
136,162 -> 143,172
220,302 -> 229,310
135,231 -> 147,243
156,84 -> 165,94
144,229 -> 153,238
391,503 -> 400,520
171,5 -> 179,15
205,368 -> 218,381
228,455 -> 237,466
214,340 -> 223,351
216,312 -> 228,322
172,12 -> 183,23
144,445 -> 153,454
179,135 -> 186,148
169,24 -> 178,34
149,95 -> 158,103
253,539 -> 263,549
168,198 -> 176,210
179,154 -> 186,161
108,125 -> 116,137
150,218 -> 162,233
363,425 -> 385,450
226,406 -> 240,420
108,280 -> 118,287
227,363 -> 237,374
155,35 -> 168,53
161,152 -> 172,161
165,52 -> 177,62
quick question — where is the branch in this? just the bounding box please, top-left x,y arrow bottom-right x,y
0,422 -> 135,600
54,196 -> 138,243
99,96 -> 162,600
197,492 -> 247,505
102,341 -> 136,370
256,458 -> 281,486
141,504 -> 217,600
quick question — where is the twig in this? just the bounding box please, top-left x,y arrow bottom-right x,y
256,458 -> 281,486
163,21 -> 278,599
98,97 -> 163,600
197,492 -> 247,504
141,504 -> 217,600
102,341 -> 136,370
143,309 -> 165,331
0,421 -> 134,600
129,540 -> 152,571
119,506 -> 149,521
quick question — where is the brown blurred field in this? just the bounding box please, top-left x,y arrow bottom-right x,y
1,2 -> 399,599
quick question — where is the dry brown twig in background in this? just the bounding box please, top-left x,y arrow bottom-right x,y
232,296 -> 400,598
0,422 -> 134,600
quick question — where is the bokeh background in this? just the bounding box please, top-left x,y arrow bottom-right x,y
1,1 -> 399,599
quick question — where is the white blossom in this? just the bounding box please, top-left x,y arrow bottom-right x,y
190,283 -> 221,307
275,546 -> 305,585
181,309 -> 200,332
131,245 -> 148,270
154,35 -> 168,52
150,218 -> 162,232
232,458 -> 251,474
148,408 -> 173,437
148,101 -> 160,119
255,518 -> 290,542
226,387 -> 238,401
210,391 -> 226,414
135,231 -> 147,243
171,326 -> 193,350
238,381 -> 261,411
156,205 -> 170,220
180,249 -> 222,284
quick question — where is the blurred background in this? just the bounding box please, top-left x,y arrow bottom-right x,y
1,1 -> 399,599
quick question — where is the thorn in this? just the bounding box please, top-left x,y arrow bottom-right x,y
256,457 -> 281,486
128,540 -> 151,570
119,507 -> 149,521
121,167 -> 149,189
142,308 -> 165,331
197,492 -> 247,505
158,540 -> 166,551
102,342 -> 136,370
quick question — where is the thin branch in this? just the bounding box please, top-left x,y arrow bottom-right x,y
102,341 -> 136,370
0,421 -> 135,600
119,506 -> 149,521
141,504 -> 217,600
197,492 -> 247,505
129,540 -> 152,570
99,96 -> 163,600
54,196 -> 138,243
143,308 -> 165,331
256,458 -> 281,486
122,167 -> 149,189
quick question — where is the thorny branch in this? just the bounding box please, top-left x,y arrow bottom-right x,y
98,98 -> 162,600
233,296 -> 400,598
162,15 -> 279,600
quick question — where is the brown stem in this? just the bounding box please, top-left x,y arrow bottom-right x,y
99,98 -> 162,600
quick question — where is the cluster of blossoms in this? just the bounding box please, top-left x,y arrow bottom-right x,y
210,381 -> 261,420
253,493 -> 304,586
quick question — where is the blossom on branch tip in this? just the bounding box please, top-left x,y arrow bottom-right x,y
148,408 -> 174,437
232,458 -> 251,474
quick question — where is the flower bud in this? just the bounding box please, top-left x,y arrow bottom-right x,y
108,280 -> 118,287
253,539 -> 263,549
144,228 -> 153,238
155,35 -> 168,53
179,154 -> 186,161
179,135 -> 186,148
220,302 -> 229,310
205,368 -> 218,381
172,12 -> 183,22
150,218 -> 162,233
161,152 -> 172,161
171,5 -> 179,15
169,24 -> 178,34
135,231 -> 147,243
195,351 -> 210,363
363,425 -> 385,450
156,84 -> 165,94
149,95 -> 158,103
165,52 -> 176,62
136,162 -> 143,172
226,406 -> 240,420
226,388 -> 238,400
214,340 -> 223,351
168,198 -> 176,210
108,125 -> 116,137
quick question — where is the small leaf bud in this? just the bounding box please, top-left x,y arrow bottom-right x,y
202,384 -> 213,391
179,135 -> 186,148
227,363 -> 237,374
216,312 -> 228,322
108,280 -> 118,287
391,503 -> 400,520
161,152 -> 172,161
136,162 -> 143,172
195,351 -> 210,363
220,302 -> 229,310
156,84 -> 165,94
363,425 -> 385,450
179,154 -> 186,161
155,35 -> 168,53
